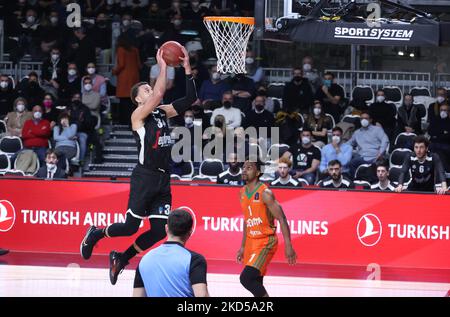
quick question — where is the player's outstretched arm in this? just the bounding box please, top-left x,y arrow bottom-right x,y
262,189 -> 297,265
132,49 -> 167,124
159,46 -> 197,119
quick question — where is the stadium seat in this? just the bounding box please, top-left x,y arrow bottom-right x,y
267,143 -> 290,160
14,149 -> 40,176
192,175 -> 215,182
297,178 -> 309,186
410,87 -> 431,98
0,152 -> 10,174
4,169 -> 25,176
383,86 -> 403,106
7,75 -> 15,89
199,159 -> 224,179
325,113 -> 335,129
389,166 -> 411,186
170,174 -> 181,180
390,148 -> 413,167
267,83 -> 285,99
354,164 -> 374,182
342,114 -> 361,130
351,86 -> 374,104
354,180 -> 371,189
260,175 -> 275,182
70,141 -> 81,166
394,132 -> 416,150
178,160 -> 194,179
248,143 -> 265,161
0,136 -> 23,156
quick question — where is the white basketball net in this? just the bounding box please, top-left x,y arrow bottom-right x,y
204,18 -> 254,74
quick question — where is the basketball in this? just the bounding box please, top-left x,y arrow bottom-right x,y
160,41 -> 184,67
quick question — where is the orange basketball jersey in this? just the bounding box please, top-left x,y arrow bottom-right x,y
240,182 -> 276,239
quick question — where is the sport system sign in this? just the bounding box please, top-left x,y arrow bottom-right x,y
334,27 -> 414,42
0,179 -> 449,273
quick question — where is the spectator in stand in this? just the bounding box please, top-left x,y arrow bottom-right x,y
53,112 -> 78,161
83,62 -> 108,106
59,63 -> 82,103
92,13 -> 112,64
41,94 -> 58,128
396,93 -> 425,136
85,0 -> 107,17
318,160 -> 354,189
0,74 -> 17,119
35,148 -> 67,179
41,47 -> 66,95
314,72 -> 344,124
369,89 -> 397,144
282,67 -> 313,114
245,50 -> 264,85
428,87 -> 448,124
243,95 -> 275,140
301,56 -> 321,93
210,91 -> 241,129
142,1 -> 167,32
199,65 -> 230,109
370,160 -> 395,191
282,128 -> 321,185
159,14 -> 190,46
395,136 -> 447,194
38,9 -> 67,52
67,93 -> 96,164
347,111 -> 389,178
271,157 -> 303,187
166,0 -> 184,21
21,105 -> 51,163
304,100 -> 332,147
17,8 -> 41,59
68,26 -> 96,75
319,127 -> 352,176
82,77 -> 101,116
253,85 -> 280,114
275,111 -> 303,148
229,73 -> 256,113
17,72 -> 45,109
5,97 -> 32,137
113,34 -> 142,125
429,103 -> 450,173
217,152 -> 243,186
184,0 -> 210,31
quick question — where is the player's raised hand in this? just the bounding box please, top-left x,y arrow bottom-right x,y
285,245 -> 297,265
156,48 -> 166,68
236,247 -> 244,264
179,46 -> 192,72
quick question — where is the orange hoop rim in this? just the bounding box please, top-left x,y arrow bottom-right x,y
203,16 -> 255,25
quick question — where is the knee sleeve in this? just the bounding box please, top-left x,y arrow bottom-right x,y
107,213 -> 141,237
239,266 -> 267,297
135,218 -> 167,251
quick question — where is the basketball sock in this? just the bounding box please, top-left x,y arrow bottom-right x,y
121,245 -> 137,264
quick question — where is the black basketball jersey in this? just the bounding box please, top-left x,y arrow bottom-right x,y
400,153 -> 446,191
133,108 -> 172,172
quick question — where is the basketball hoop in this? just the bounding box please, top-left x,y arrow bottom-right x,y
204,16 -> 255,74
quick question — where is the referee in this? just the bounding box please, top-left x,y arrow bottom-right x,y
133,209 -> 209,297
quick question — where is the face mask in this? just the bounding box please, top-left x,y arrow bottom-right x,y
184,117 -> 193,125
51,54 -> 59,61
301,136 -> 311,145
437,96 -> 445,104
87,67 -> 96,75
212,72 -> 220,81
46,163 -> 56,171
173,19 -> 182,26
332,135 -> 341,144
303,63 -> 312,72
255,104 -> 264,112
245,57 -> 254,65
440,111 -> 449,119
16,104 -> 25,112
26,16 -> 36,24
33,111 -> 42,120
313,108 -> 321,116
223,101 -> 232,109
43,100 -> 53,108
0,81 -> 8,89
376,96 -> 385,103
361,118 -> 370,128
50,17 -> 58,24
122,19 -> 130,27
293,76 -> 302,82
323,79 -> 332,87
68,69 -> 77,76
84,84 -> 93,91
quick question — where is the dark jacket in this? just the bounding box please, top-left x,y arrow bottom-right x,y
282,79 -> 314,113
36,166 -> 67,179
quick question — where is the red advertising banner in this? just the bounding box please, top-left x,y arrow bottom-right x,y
0,179 -> 449,272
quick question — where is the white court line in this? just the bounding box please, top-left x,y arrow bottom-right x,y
0,265 -> 448,297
